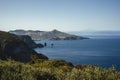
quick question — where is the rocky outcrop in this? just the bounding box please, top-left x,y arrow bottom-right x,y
18,35 -> 44,48
0,31 -> 48,62
9,29 -> 89,40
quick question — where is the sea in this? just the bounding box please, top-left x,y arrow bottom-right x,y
35,31 -> 120,70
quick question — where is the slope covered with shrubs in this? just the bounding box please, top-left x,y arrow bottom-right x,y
0,59 -> 120,80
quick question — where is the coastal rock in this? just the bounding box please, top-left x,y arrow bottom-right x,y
9,29 -> 89,40
0,31 -> 48,62
18,35 -> 44,48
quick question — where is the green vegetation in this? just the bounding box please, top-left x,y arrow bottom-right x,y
0,59 -> 120,80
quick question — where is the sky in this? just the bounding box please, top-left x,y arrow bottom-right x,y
0,0 -> 120,31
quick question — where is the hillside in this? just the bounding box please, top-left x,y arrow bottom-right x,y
0,31 -> 48,62
18,35 -> 44,48
9,29 -> 89,40
0,59 -> 119,80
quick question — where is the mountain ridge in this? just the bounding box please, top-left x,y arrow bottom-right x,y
9,29 -> 89,40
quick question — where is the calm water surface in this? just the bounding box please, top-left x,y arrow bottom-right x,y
35,37 -> 120,70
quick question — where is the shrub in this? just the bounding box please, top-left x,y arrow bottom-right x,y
0,59 -> 120,80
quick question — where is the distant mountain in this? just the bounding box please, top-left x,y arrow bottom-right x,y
69,31 -> 120,36
68,31 -> 120,39
9,29 -> 89,40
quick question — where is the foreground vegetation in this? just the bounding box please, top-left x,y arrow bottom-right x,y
0,59 -> 120,80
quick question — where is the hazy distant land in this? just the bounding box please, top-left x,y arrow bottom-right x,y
9,29 -> 89,40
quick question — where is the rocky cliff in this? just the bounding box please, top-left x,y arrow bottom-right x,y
9,29 -> 89,40
18,35 -> 44,48
0,31 -> 48,62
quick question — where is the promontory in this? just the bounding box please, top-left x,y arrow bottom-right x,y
9,29 -> 89,40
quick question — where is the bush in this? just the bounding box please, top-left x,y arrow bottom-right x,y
0,59 -> 120,80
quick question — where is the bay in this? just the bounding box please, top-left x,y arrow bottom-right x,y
35,36 -> 120,70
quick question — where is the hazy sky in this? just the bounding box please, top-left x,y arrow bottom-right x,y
0,0 -> 120,31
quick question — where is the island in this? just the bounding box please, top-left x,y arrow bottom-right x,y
9,29 -> 89,40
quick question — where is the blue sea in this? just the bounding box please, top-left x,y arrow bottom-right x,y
35,34 -> 120,70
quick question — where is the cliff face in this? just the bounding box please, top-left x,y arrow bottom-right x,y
9,29 -> 89,40
18,35 -> 44,48
0,31 -> 48,62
